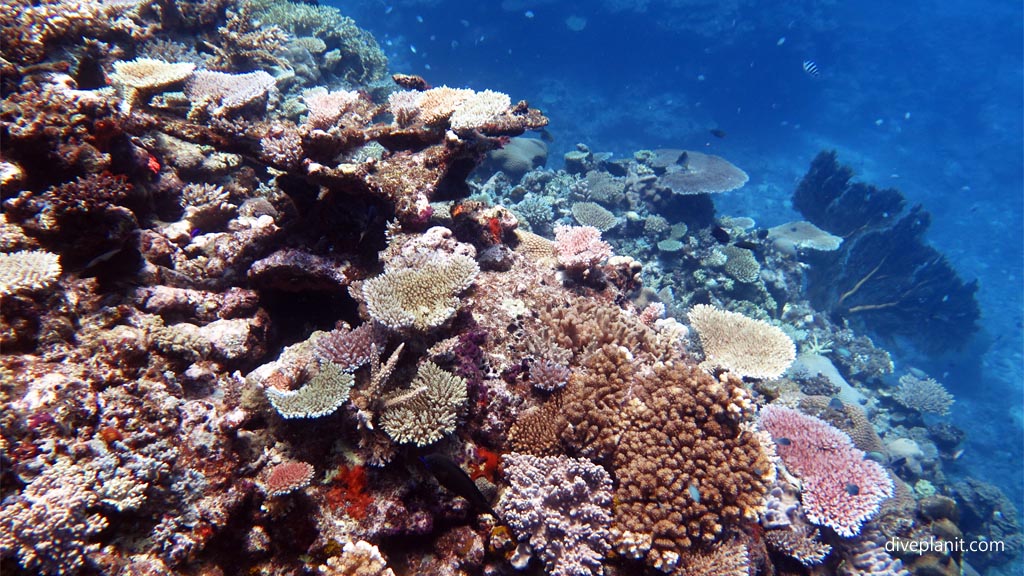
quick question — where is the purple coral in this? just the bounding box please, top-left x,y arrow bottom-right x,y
497,453 -> 613,576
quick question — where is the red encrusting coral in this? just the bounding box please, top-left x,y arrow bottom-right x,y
325,464 -> 375,521
469,446 -> 501,483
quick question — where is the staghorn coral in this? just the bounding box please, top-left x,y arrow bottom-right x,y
379,362 -> 467,446
571,201 -> 618,232
0,250 -> 61,295
109,57 -> 196,113
180,182 -> 229,208
259,122 -> 304,169
759,405 -> 894,537
894,373 -> 954,415
560,344 -> 770,569
361,253 -> 479,332
264,361 -> 354,419
497,452 -> 614,576
688,304 -> 796,380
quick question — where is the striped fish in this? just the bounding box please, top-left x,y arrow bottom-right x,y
802,59 -> 821,78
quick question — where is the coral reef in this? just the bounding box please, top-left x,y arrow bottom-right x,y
0,3 -> 1004,575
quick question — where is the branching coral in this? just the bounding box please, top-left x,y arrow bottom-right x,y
379,362 -> 467,446
894,373 -> 954,415
0,0 -> 156,64
0,459 -> 110,575
552,224 -> 612,271
559,344 -> 770,570
497,452 -> 614,576
687,304 -> 796,380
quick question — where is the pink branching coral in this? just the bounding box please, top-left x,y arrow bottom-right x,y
552,224 -> 612,270
758,405 -> 894,537
302,88 -> 371,130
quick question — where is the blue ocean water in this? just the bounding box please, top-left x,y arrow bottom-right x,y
340,0 -> 1024,512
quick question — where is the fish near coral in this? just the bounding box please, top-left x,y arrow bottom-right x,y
420,454 -> 497,518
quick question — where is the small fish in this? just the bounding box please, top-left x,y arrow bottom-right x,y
802,59 -> 820,78
733,240 -> 759,251
687,483 -> 701,503
890,457 -> 907,468
524,10 -> 534,18
846,483 -> 860,496
775,437 -> 792,446
756,229 -> 769,240
777,36 -> 786,46
711,225 -> 730,244
420,454 -> 497,517
828,397 -> 844,411
865,451 -> 886,463
951,448 -> 965,460
709,128 -> 727,139
535,127 -> 555,143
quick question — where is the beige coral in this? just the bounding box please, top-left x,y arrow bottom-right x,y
109,58 -> 196,113
449,89 -> 512,131
688,304 -> 795,379
361,253 -> 479,331
571,201 -> 618,231
379,362 -> 467,446
0,250 -> 61,295
321,539 -> 396,576
768,221 -> 843,254
264,361 -> 354,419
